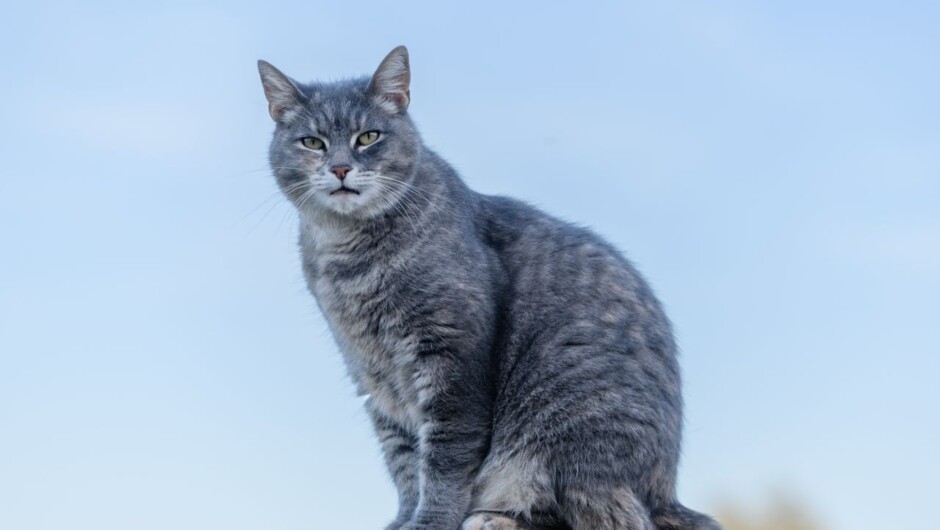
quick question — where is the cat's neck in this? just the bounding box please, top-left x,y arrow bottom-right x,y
299,207 -> 359,250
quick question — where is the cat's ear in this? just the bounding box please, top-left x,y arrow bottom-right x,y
257,60 -> 305,122
368,46 -> 410,114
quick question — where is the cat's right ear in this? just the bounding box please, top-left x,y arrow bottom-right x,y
369,46 -> 410,114
257,60 -> 305,122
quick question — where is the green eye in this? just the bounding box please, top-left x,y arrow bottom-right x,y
300,137 -> 325,150
357,131 -> 380,146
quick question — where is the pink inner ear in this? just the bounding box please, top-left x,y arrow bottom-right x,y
374,89 -> 409,113
269,101 -> 292,120
387,92 -> 409,107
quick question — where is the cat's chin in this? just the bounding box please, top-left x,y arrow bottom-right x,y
300,190 -> 386,220
323,194 -> 368,216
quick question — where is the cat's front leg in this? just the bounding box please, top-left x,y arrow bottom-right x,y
368,404 -> 421,530
401,359 -> 492,530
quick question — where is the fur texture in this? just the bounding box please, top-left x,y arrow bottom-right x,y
258,46 -> 720,530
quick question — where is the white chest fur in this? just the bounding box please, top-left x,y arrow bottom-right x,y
300,219 -> 424,432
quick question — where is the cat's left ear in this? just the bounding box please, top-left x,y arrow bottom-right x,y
369,46 -> 410,114
258,60 -> 306,122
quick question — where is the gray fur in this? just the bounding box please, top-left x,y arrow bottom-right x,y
258,46 -> 721,530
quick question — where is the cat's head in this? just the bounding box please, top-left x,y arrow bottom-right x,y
258,46 -> 420,219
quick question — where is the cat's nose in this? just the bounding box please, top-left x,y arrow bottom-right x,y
329,165 -> 352,180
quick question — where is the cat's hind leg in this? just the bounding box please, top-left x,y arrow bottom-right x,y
560,485 -> 655,530
466,455 -> 558,529
461,512 -> 528,530
651,503 -> 722,530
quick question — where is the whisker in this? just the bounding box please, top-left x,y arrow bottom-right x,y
239,180 -> 308,223
372,181 -> 421,234
368,176 -> 460,229
276,206 -> 299,239
222,166 -> 278,179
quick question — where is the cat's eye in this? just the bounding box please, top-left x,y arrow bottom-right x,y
356,131 -> 380,147
300,137 -> 325,150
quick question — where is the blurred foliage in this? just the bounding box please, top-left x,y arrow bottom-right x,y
715,493 -> 823,530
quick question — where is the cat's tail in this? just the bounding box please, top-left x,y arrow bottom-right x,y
651,503 -> 723,530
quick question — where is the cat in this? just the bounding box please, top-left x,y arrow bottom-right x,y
257,46 -> 721,530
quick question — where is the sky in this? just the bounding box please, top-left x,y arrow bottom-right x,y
1,2 -> 938,529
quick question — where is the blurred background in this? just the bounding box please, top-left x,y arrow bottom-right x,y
1,1 -> 937,529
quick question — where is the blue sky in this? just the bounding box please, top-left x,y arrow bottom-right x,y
1,2 -> 937,529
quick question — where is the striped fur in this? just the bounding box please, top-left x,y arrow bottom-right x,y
258,47 -> 720,530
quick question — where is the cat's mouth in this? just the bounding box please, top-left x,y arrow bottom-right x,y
330,185 -> 361,196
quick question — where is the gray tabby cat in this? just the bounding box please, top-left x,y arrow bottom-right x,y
257,46 -> 721,530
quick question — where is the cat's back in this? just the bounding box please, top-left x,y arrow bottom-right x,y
474,192 -> 680,410
475,194 -> 672,346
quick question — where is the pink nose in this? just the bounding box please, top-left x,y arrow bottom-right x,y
330,165 -> 351,180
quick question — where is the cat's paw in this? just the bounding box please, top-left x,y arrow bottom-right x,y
461,513 -> 526,530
